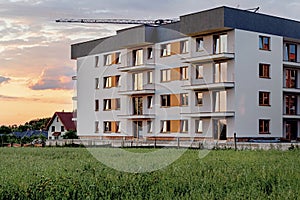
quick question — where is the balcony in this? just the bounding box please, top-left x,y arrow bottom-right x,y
181,111 -> 235,118
283,87 -> 300,93
118,89 -> 155,96
283,114 -> 300,119
183,53 -> 235,64
283,60 -> 300,68
117,63 -> 155,72
182,82 -> 234,91
72,75 -> 77,80
117,114 -> 155,120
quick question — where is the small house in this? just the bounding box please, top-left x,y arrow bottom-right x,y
46,112 -> 76,140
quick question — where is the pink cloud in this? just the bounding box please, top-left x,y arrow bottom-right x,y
28,66 -> 75,90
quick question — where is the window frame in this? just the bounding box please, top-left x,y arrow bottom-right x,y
104,54 -> 113,66
103,76 -> 112,88
196,37 -> 204,52
103,99 -> 112,111
180,40 -> 189,54
95,121 -> 99,133
180,93 -> 189,106
196,65 -> 203,79
161,94 -> 171,107
180,120 -> 189,133
103,121 -> 112,133
259,91 -> 271,106
161,120 -> 171,133
195,92 -> 203,106
161,43 -> 171,57
147,71 -> 153,84
259,119 -> 270,134
259,63 -> 271,79
147,47 -> 153,59
147,121 -> 153,133
147,96 -> 153,109
95,99 -> 99,111
195,120 -> 203,133
161,69 -> 171,82
259,36 -> 271,51
180,66 -> 189,80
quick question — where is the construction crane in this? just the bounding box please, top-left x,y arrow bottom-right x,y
55,18 -> 180,25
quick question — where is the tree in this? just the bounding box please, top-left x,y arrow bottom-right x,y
0,126 -> 12,134
62,130 -> 78,139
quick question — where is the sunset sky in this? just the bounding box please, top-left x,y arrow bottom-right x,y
1,0 -> 300,126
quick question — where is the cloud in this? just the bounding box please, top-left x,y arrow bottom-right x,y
28,66 -> 75,90
0,76 -> 11,85
0,94 -> 19,100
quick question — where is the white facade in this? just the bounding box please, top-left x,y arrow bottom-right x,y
47,115 -> 67,140
72,6 -> 300,141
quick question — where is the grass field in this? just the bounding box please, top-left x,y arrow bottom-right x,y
0,147 -> 299,199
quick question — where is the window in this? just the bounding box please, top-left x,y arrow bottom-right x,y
259,119 -> 270,134
95,78 -> 100,89
259,64 -> 270,78
181,120 -> 188,132
103,77 -> 112,88
104,121 -> 111,132
56,117 -> 59,122
115,122 -> 120,133
284,43 -> 297,62
115,52 -> 121,64
180,40 -> 189,54
95,56 -> 99,67
195,120 -> 203,133
147,47 -> 153,59
213,91 -> 227,112
133,73 -> 143,90
161,120 -> 170,133
147,121 -> 153,133
285,69 -> 297,88
196,37 -> 204,51
213,34 -> 227,54
95,99 -> 99,111
285,95 -> 297,115
161,95 -> 170,107
180,66 -> 189,80
259,36 -> 270,50
259,91 -> 270,106
133,49 -> 144,66
61,126 -> 64,132
195,92 -> 203,106
51,126 -> 55,132
104,54 -> 112,66
214,62 -> 227,83
147,96 -> 153,108
161,69 -> 171,82
161,43 -> 171,57
115,75 -> 120,87
103,99 -> 112,110
147,71 -> 153,84
133,97 -> 143,115
196,65 -> 203,79
180,93 -> 188,106
95,121 -> 99,133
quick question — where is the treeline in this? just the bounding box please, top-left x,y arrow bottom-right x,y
0,117 -> 51,134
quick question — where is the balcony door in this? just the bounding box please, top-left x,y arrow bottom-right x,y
285,95 -> 297,115
286,121 -> 298,141
133,96 -> 143,115
133,72 -> 143,91
213,119 -> 227,140
133,121 -> 143,139
285,69 -> 297,88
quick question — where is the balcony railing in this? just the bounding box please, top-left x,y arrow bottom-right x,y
183,53 -> 234,64
182,82 -> 234,91
181,111 -> 235,118
117,63 -> 155,72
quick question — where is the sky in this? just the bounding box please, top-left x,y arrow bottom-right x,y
1,0 -> 300,126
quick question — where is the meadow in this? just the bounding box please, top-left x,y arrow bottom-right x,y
0,147 -> 299,199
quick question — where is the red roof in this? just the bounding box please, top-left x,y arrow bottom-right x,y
52,132 -> 61,136
46,112 -> 76,131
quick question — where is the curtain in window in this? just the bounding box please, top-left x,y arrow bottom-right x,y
135,49 -> 144,66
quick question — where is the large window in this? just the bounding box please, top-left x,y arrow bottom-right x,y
181,120 -> 188,132
259,36 -> 270,51
161,69 -> 171,82
285,95 -> 297,115
213,91 -> 227,112
180,40 -> 189,54
259,64 -> 270,78
104,54 -> 112,66
133,49 -> 144,66
214,62 -> 227,83
196,65 -> 203,79
147,121 -> 153,133
180,66 -> 189,80
195,120 -> 203,133
147,47 -> 153,59
133,73 -> 143,90
161,43 -> 171,57
180,93 -> 188,106
147,96 -> 153,109
195,92 -> 203,106
259,119 -> 270,134
103,99 -> 112,110
259,91 -> 270,106
284,43 -> 297,62
104,121 -> 111,132
115,52 -> 121,64
161,120 -> 171,133
147,71 -> 153,84
161,95 -> 170,107
285,69 -> 297,88
196,37 -> 204,52
133,97 -> 143,115
103,77 -> 112,88
213,34 -> 227,54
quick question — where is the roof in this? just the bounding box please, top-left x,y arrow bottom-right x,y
71,6 -> 300,59
46,112 -> 76,131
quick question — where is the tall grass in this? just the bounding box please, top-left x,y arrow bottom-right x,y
0,148 -> 299,199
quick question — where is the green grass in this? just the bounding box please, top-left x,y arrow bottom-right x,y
0,148 -> 299,199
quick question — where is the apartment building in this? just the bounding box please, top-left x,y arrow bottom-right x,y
71,6 -> 300,141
